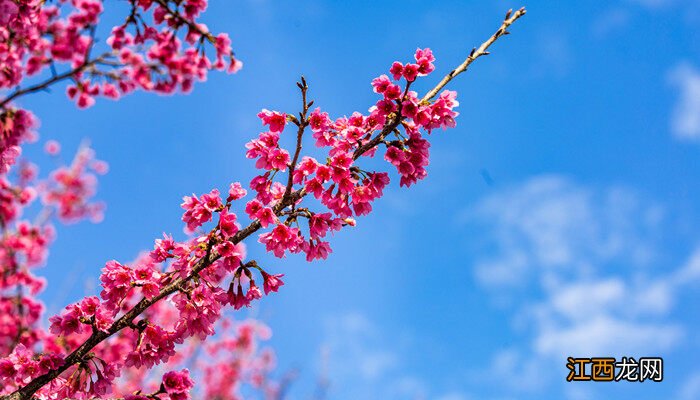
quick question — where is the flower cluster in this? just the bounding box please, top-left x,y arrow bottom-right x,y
40,145 -> 107,223
0,109 -> 37,174
0,147 -> 110,400
161,369 -> 194,400
113,319 -> 277,400
240,48 -> 458,264
1,47 -> 462,400
0,141 -> 104,364
0,0 -> 239,110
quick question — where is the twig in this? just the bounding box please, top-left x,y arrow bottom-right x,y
1,8 -> 526,400
0,53 -> 112,109
421,7 -> 526,102
283,77 -> 311,204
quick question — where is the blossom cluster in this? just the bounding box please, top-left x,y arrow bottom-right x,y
0,0 -> 241,175
0,0 -> 239,105
0,141 -> 106,388
0,47 -> 460,399
112,319 -> 277,400
0,108 -> 37,174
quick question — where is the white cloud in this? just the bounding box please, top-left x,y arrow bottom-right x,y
591,8 -> 630,38
435,392 -> 473,400
534,315 -> 682,358
471,176 -> 659,291
467,175 -> 699,394
679,371 -> 700,400
322,312 -> 398,381
668,63 -> 700,140
627,0 -> 677,9
473,348 -> 545,392
531,33 -> 573,79
320,312 -> 474,400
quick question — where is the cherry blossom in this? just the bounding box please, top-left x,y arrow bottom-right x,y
0,3 -> 527,398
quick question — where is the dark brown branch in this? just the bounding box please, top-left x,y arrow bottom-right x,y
283,76 -> 311,204
421,7 -> 526,102
152,0 -> 219,46
2,8 -> 526,400
0,53 -> 112,109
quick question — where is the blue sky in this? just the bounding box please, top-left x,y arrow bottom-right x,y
13,0 -> 700,399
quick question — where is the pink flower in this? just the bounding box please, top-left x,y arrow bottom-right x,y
125,325 -> 176,369
48,310 -> 82,336
309,108 -> 330,133
218,208 -> 239,238
267,148 -> 290,171
181,189 -> 221,231
246,281 -> 263,301
306,241 -> 331,261
384,84 -> 402,100
261,271 -> 285,295
228,283 -> 250,310
371,74 -> 391,94
257,207 -> 276,228
44,140 -> 61,155
402,63 -> 419,81
293,156 -> 318,184
415,47 -> 436,76
162,369 -> 195,399
151,233 -> 175,262
389,61 -> 404,80
100,260 -> 134,310
0,358 -> 16,380
245,199 -> 263,219
259,224 -> 304,258
257,109 -> 287,133
227,182 -> 247,201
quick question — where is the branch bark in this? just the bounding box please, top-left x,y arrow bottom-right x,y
1,7 -> 526,400
420,7 -> 526,103
0,53 -> 112,109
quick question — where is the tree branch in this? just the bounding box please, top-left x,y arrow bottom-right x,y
0,53 -> 112,109
420,7 -> 526,103
1,7 -> 526,400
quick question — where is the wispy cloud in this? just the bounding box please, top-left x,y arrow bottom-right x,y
530,32 -> 573,80
470,176 -> 660,291
668,63 -> 700,141
466,175 -> 699,395
319,312 -> 472,400
590,8 -> 630,38
626,0 -> 677,9
679,371 -> 700,400
322,312 -> 398,383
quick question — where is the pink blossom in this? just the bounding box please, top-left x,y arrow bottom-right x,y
218,208 -> 239,238
389,61 -> 404,80
384,83 -> 402,100
403,63 -> 419,81
268,148 -> 290,171
257,207 -> 277,228
246,281 -> 263,301
257,109 -> 287,133
261,271 -> 285,295
415,47 -> 436,75
371,74 -> 391,94
309,108 -> 330,133
259,224 -> 304,258
44,140 -> 61,155
162,369 -> 195,399
227,182 -> 247,201
181,189 -> 221,231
